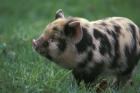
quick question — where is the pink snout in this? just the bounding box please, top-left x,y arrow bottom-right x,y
32,39 -> 38,49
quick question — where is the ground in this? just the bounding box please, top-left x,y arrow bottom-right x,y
0,0 -> 140,93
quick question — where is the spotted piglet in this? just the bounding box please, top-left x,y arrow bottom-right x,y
32,9 -> 140,87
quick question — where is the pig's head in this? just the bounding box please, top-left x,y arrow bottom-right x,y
32,9 -> 83,69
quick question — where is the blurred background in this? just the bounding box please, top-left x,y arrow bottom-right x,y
0,0 -> 140,93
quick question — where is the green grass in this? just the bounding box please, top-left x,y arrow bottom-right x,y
0,0 -> 140,93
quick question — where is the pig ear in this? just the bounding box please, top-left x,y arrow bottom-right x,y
55,9 -> 65,19
65,21 -> 83,44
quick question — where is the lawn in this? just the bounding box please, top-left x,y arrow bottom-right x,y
0,0 -> 140,93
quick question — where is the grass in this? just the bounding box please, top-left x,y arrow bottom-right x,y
0,0 -> 140,93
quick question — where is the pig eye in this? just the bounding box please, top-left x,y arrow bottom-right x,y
53,27 -> 58,31
43,41 -> 49,47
